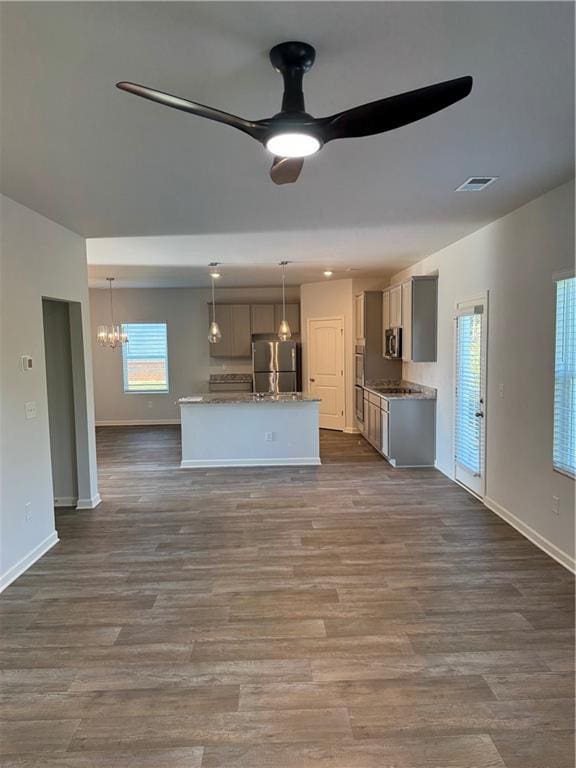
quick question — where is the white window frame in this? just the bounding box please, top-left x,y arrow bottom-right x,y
121,322 -> 170,395
553,271 -> 576,479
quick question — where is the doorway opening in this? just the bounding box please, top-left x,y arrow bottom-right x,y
42,298 -> 91,509
453,295 -> 488,498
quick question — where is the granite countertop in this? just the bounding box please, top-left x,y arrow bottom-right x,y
363,379 -> 436,401
209,373 -> 253,383
179,393 -> 321,405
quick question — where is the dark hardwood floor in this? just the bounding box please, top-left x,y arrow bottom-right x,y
1,425 -> 574,767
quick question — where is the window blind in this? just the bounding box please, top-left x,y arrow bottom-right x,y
553,277 -> 576,477
455,312 -> 482,475
121,323 -> 169,393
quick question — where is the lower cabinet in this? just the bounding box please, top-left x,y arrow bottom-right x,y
361,388 -> 435,467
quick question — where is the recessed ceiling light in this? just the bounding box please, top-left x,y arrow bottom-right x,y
323,270 -> 333,277
456,176 -> 498,191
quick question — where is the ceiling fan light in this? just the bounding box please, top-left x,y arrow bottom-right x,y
266,133 -> 320,158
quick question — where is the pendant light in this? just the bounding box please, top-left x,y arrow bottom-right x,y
208,263 -> 222,344
96,278 -> 128,349
278,261 -> 292,341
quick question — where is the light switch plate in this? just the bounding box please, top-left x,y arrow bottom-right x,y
25,401 -> 37,420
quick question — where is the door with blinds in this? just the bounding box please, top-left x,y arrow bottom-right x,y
454,298 -> 487,497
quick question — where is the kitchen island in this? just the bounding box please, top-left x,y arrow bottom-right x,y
178,393 -> 321,468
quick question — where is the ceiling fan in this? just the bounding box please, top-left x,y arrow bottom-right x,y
117,41 -> 472,185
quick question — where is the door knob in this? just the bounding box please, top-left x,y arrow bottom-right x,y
309,378 -> 315,383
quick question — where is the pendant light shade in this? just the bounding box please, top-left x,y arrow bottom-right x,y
208,320 -> 222,344
208,264 -> 222,344
278,261 -> 291,341
97,278 -> 128,349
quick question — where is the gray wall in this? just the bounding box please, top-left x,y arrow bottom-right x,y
392,180 -> 575,570
89,285 -> 300,424
42,300 -> 78,505
0,195 -> 99,590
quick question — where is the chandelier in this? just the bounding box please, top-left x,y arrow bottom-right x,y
96,278 -> 128,349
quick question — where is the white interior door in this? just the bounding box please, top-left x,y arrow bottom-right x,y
454,298 -> 487,497
308,317 -> 345,431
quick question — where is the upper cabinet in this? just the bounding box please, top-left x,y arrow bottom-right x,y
251,304 -> 275,334
208,304 -> 251,358
209,303 -> 300,357
354,293 -> 365,343
383,276 -> 437,362
403,276 -> 437,362
382,290 -> 390,334
389,285 -> 402,328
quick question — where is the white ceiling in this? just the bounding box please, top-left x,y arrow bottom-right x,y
1,2 -> 573,288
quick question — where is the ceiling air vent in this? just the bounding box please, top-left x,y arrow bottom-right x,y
456,176 -> 498,191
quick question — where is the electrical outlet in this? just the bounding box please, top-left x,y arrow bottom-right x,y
147,400 -> 153,409
265,432 -> 274,442
25,502 -> 32,522
552,496 -> 560,516
25,401 -> 37,420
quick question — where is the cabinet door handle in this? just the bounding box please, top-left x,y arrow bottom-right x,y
309,378 -> 315,383
475,411 -> 484,418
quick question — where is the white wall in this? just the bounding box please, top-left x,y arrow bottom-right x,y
0,195 -> 99,589
89,285 -> 299,424
391,180 -> 575,569
301,279 -> 356,432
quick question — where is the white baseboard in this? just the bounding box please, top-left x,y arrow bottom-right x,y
484,496 -> 575,574
96,419 -> 181,426
0,532 -> 59,593
433,462 -> 574,573
54,496 -> 78,508
181,457 -> 321,469
76,493 -> 102,510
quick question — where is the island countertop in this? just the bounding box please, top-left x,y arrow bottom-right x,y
178,393 -> 321,405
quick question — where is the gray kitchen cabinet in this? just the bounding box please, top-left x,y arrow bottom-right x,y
382,289 -> 390,334
354,293 -> 365,342
274,303 -> 300,335
362,391 -> 370,438
361,386 -> 435,467
401,276 -> 437,362
208,304 -> 251,358
251,304 -> 276,334
366,393 -> 382,450
389,285 -> 402,328
386,398 -> 436,467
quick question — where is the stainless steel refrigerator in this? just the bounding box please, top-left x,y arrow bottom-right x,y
252,340 -> 300,393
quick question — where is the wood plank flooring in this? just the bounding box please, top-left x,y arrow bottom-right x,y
1,425 -> 574,767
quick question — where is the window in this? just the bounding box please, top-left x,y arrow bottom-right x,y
553,277 -> 576,477
121,323 -> 169,393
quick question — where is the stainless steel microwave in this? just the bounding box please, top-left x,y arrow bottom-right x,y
384,327 -> 402,359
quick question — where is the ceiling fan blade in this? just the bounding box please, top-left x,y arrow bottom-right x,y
318,76 -> 473,142
270,156 -> 304,185
116,82 -> 266,141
